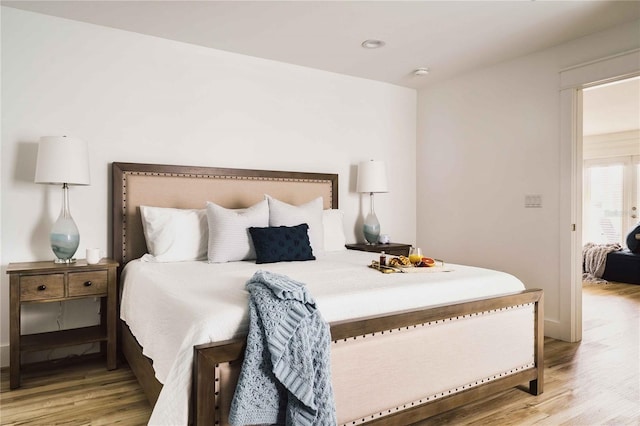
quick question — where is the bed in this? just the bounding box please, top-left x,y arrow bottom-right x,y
112,162 -> 544,426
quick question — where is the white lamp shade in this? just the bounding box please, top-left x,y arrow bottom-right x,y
35,136 -> 90,185
356,160 -> 388,193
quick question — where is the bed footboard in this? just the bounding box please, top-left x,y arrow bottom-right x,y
192,289 -> 543,426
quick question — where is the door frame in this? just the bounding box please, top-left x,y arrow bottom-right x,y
559,48 -> 640,342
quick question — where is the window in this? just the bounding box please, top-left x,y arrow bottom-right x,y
583,156 -> 640,246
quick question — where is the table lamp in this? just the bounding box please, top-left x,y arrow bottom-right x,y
35,136 -> 90,263
357,160 -> 388,244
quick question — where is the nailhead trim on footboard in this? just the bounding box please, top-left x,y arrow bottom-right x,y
331,303 -> 537,425
340,362 -> 535,425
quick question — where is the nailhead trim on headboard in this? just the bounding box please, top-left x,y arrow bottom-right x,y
116,166 -> 337,265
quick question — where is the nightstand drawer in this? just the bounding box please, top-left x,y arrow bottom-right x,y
68,271 -> 108,296
20,274 -> 64,301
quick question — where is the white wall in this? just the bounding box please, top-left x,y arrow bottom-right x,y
417,20 -> 640,340
0,7 -> 417,366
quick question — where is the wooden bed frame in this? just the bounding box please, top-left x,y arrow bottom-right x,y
112,162 -> 544,426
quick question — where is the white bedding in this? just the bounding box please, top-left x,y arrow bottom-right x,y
120,250 -> 526,425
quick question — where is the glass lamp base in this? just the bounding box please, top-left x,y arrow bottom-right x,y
50,218 -> 80,263
53,257 -> 77,264
363,212 -> 381,245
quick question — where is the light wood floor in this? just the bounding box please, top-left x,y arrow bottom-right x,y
1,282 -> 638,425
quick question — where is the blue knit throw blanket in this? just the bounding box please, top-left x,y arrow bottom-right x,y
228,270 -> 337,426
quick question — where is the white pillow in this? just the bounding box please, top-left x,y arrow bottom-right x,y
323,209 -> 347,251
206,200 -> 269,263
266,195 -> 324,253
139,206 -> 208,262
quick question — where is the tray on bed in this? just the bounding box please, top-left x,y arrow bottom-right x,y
369,260 -> 453,273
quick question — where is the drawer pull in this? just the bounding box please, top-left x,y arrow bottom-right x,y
84,281 -> 93,287
37,285 -> 47,291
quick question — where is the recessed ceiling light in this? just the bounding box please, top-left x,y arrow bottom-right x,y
414,68 -> 430,76
361,39 -> 385,49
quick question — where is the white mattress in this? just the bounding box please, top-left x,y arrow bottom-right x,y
120,250 -> 526,425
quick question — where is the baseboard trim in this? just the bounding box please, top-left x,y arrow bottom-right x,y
544,318 -> 564,341
1,344 -> 9,369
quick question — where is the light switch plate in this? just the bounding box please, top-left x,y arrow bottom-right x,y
525,194 -> 542,208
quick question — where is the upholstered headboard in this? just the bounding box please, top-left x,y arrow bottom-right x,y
112,162 -> 338,266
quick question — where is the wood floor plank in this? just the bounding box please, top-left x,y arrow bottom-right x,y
1,282 -> 638,425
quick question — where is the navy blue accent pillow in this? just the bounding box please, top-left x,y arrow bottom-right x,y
627,223 -> 640,253
249,224 -> 315,264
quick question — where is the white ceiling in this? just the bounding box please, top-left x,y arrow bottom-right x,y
3,1 -> 639,135
3,1 -> 640,90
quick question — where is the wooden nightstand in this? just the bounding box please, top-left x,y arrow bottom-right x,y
345,243 -> 412,256
6,259 -> 118,389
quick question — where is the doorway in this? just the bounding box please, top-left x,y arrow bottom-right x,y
559,49 -> 640,343
582,77 -> 640,247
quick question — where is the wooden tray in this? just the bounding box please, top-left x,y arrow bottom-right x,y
369,261 -> 453,273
